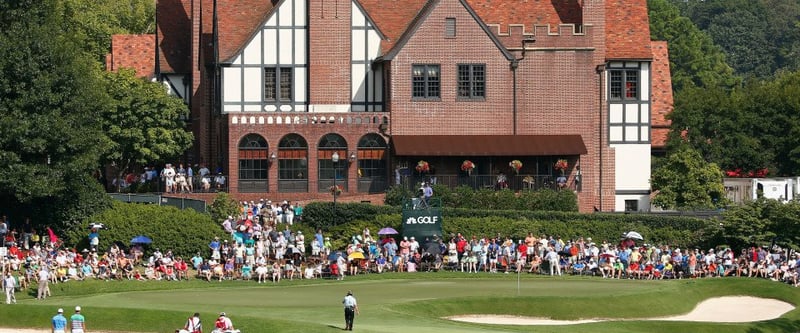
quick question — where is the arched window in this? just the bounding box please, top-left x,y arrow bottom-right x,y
318,133 -> 348,193
238,134 -> 269,192
278,134 -> 308,192
357,133 -> 387,193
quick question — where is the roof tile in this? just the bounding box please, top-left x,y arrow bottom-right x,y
357,0 -> 428,53
108,35 -> 156,78
605,0 -> 652,59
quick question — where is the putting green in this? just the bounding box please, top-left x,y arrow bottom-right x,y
5,274 -> 800,333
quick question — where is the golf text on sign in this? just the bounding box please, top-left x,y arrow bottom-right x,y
406,216 -> 438,224
401,208 -> 443,242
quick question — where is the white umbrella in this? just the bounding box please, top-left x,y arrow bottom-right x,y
624,231 -> 644,240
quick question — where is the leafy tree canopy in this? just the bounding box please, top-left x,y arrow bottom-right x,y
61,0 -> 156,62
101,68 -> 193,184
0,0 -> 109,204
649,0 -> 739,91
650,146 -> 726,210
674,0 -> 800,79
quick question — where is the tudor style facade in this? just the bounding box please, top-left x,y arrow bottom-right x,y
107,0 -> 672,212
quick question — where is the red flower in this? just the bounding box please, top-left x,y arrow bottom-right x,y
461,160 -> 475,172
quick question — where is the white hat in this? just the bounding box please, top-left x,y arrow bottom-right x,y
75,306 -> 81,312
404,236 -> 408,240
57,308 -> 64,313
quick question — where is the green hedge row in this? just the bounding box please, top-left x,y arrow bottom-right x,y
385,185 -> 578,211
304,201 -> 720,249
64,201 -> 222,257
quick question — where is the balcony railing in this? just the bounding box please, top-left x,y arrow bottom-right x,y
398,174 -> 560,192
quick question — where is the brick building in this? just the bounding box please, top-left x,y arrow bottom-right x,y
107,0 -> 672,212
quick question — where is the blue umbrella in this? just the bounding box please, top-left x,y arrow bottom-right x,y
328,251 -> 342,262
130,235 -> 152,244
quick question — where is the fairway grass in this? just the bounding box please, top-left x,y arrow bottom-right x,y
1,273 -> 799,333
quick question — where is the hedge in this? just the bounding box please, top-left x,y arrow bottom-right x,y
303,202 -> 720,249
64,201 -> 222,258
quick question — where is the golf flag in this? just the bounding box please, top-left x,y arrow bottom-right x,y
47,227 -> 59,245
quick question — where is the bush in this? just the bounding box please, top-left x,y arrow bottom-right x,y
64,201 -> 222,258
208,192 -> 240,223
385,185 -> 577,212
384,185 -> 413,206
441,212 -> 717,249
302,201 -> 400,230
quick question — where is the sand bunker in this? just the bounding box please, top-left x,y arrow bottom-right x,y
446,296 -> 795,325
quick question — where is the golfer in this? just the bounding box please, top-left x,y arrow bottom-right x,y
71,306 -> 86,333
51,308 -> 67,333
342,290 -> 359,331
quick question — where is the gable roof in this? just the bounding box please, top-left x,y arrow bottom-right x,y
379,0 -> 513,61
356,0 -> 429,53
605,0 -> 652,60
108,35 -> 156,78
215,0 -> 280,63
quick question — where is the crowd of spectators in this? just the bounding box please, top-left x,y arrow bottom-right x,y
107,162 -> 227,193
3,201 -> 800,298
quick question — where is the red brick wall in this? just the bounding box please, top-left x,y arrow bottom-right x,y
308,0 -> 352,105
389,0 -> 514,135
225,114 -> 387,196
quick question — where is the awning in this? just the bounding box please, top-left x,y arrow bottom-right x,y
391,135 -> 587,156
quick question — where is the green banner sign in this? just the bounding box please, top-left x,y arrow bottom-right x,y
401,207 -> 443,243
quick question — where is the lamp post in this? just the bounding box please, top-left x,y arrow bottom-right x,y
332,151 -> 339,222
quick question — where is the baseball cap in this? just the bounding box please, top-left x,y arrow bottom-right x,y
75,306 -> 81,312
347,290 -> 353,295
220,312 -> 226,316
57,308 -> 64,313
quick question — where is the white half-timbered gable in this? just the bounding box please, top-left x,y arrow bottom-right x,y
221,0 -> 308,113
607,61 -> 653,211
351,1 -> 384,112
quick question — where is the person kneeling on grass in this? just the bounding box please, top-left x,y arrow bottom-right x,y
212,312 -> 240,333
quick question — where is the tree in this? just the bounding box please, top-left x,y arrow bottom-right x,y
0,0 -> 109,204
648,0 -> 739,91
675,0 -> 800,79
101,68 -> 193,189
722,199 -> 800,250
667,85 -> 771,174
650,146 -> 726,210
61,0 -> 156,63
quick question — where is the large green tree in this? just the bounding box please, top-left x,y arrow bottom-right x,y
675,0 -> 800,79
648,0 -> 739,91
0,0 -> 112,228
102,68 -> 193,187
650,146 -> 726,210
0,0 -> 109,202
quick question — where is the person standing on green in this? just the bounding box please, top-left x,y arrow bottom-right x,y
70,306 -> 86,333
51,308 -> 67,333
342,290 -> 359,331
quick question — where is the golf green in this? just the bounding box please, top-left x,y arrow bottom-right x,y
3,274 -> 800,333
